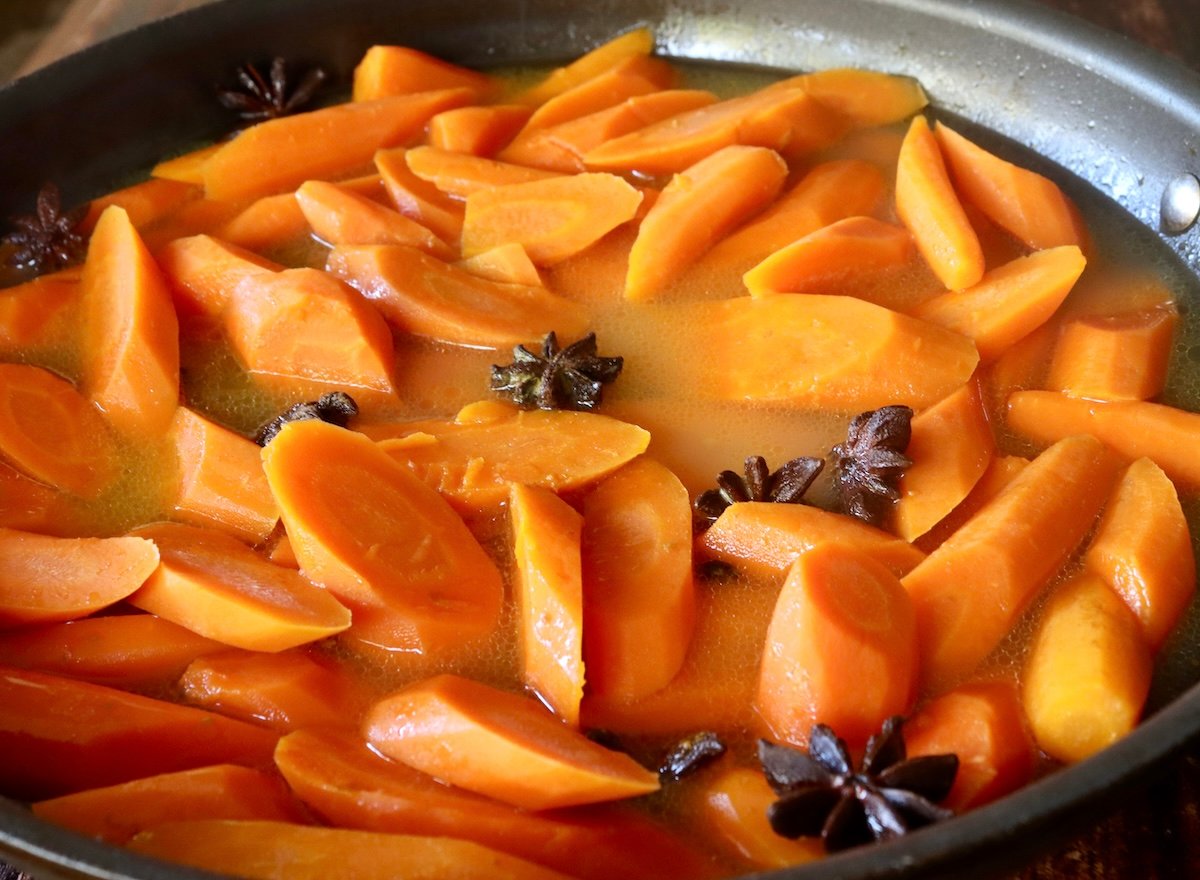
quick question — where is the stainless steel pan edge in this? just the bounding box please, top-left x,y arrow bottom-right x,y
0,1 -> 1199,878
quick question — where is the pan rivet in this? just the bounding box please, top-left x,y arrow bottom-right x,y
1161,173 -> 1200,233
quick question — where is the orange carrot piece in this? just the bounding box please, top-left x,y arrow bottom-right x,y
216,193 -> 309,252
0,614 -> 224,687
0,269 -> 79,351
138,197 -> 242,249
405,145 -> 563,198
371,403 -> 650,512
935,121 -> 1087,251
82,178 -> 200,232
1006,391 -> 1200,491
795,67 -> 928,127
79,205 -> 179,436
128,522 -> 351,652
625,145 -> 787,299
915,454 -> 1029,554
742,215 -> 914,297
695,295 -> 980,410
168,406 -> 278,545
758,544 -> 918,748
155,233 -> 283,319
523,54 -> 676,131
32,764 -> 306,844
895,115 -> 984,291
1084,457 -> 1195,651
151,144 -> 223,185
980,318 -> 1059,400
268,530 -> 299,568
0,459 -> 78,536
1046,305 -> 1178,401
457,242 -> 543,287
905,681 -> 1035,811
1022,572 -> 1152,763
901,434 -> 1122,689
0,528 -> 157,628
580,458 -> 695,702
224,266 -> 397,395
510,484 -> 585,726
375,146 -> 466,244
203,89 -> 475,202
180,649 -> 368,732
352,46 -> 496,102
0,363 -> 118,498
912,245 -> 1086,363
428,104 -> 532,156
326,244 -> 586,348
295,179 -> 452,256
516,27 -> 655,107
892,381 -> 995,542
364,673 -> 659,810
0,665 -> 278,799
462,173 -> 642,265
261,420 -> 504,652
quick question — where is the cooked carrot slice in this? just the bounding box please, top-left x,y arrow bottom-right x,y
895,115 -> 984,290
515,27 -> 655,107
0,528 -> 157,628
0,459 -> 79,536
523,54 -> 676,131
79,205 -> 180,436
32,764 -> 306,844
428,104 -> 532,156
326,244 -> 586,348
581,458 -> 695,702
261,420 -> 504,652
352,46 -> 497,102
0,269 -> 79,352
457,242 -> 543,287
1084,457 -> 1195,651
215,193 -> 310,252
375,147 -> 466,244
268,530 -> 299,568
138,197 -> 242,249
156,233 -> 283,319
405,145 -> 563,198
794,67 -> 928,127
151,144 -> 223,185
1046,305 -> 1178,401
295,179 -> 452,256
82,178 -> 200,232
0,665 -> 278,799
915,455 -> 1029,554
462,173 -> 642,265
912,245 -> 1086,363
0,363 -> 118,498
364,673 -> 660,810
203,89 -> 475,202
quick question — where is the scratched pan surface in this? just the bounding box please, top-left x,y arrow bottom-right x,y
1,0 -> 1200,877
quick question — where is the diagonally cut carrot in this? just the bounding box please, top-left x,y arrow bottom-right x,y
1046,305 -> 1178,401
522,54 -> 677,131
915,454 -> 1029,554
151,144 -> 222,185
352,46 -> 497,102
374,147 -> 466,245
457,242 -> 543,287
215,193 -> 310,253
295,180 -> 452,256
155,233 -> 283,319
794,68 -> 928,127
82,178 -> 200,232
0,269 -> 79,352
515,27 -> 655,107
428,104 -> 532,157
405,145 -> 563,198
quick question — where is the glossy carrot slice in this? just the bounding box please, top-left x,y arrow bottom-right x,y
0,269 -> 79,352
795,67 -> 928,127
428,104 -> 532,156
352,46 -> 496,102
523,54 -> 676,130
1046,305 -> 1178,401
915,455 -> 1029,554
516,27 -> 655,107
375,147 -> 466,245
295,179 -> 453,256
457,243 -> 543,287
150,144 -> 222,185
82,178 -> 199,231
156,233 -> 282,319
364,674 -> 660,810
405,145 -> 563,198
0,459 -> 79,536
216,193 -> 310,252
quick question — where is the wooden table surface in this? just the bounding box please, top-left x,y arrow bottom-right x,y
8,0 -> 1200,878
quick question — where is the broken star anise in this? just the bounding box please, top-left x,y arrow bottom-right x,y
693,454 -> 824,526
831,405 -> 913,526
255,391 -> 359,446
658,731 -> 726,782
490,332 -> 623,412
217,57 -> 328,123
2,183 -> 89,274
759,717 -> 958,852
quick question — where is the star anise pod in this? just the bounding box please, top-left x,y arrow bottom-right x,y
831,405 -> 913,525
693,454 -> 824,526
255,391 -> 359,446
490,332 -> 623,412
759,717 -> 958,852
217,57 -> 328,123
2,183 -> 89,274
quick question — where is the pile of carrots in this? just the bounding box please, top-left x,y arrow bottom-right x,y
0,25 -> 1194,880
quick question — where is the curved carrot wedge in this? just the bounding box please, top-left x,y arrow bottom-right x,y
405,145 -> 563,198
326,244 -> 587,348
352,45 -> 497,102
581,458 -> 696,701
696,295 -> 980,410
0,528 -> 158,628
429,104 -> 532,156
901,434 -> 1122,689
1084,457 -> 1195,651
516,27 -> 655,107
523,54 -> 676,131
913,246 -> 1086,363
0,269 -> 79,352
905,681 -> 1035,811
892,380 -> 995,542
625,145 -> 787,299
457,242 -> 543,287
156,233 -> 283,319
934,121 -> 1087,251
128,522 -> 351,652
295,180 -> 452,256
79,205 -> 179,436
82,177 -> 200,231
1046,305 -> 1178,401
0,665 -> 278,799
225,267 -> 397,395
463,173 -> 642,266
0,363 -> 118,498
372,403 -> 650,512
1022,572 -> 1152,763
1006,390 -> 1200,491
510,484 -> 584,726
742,215 -> 914,297
261,420 -> 504,652
203,89 -> 475,202
32,765 -> 306,844
364,674 -> 660,810
151,144 -> 222,185
375,147 -> 465,245
0,614 -> 224,687
915,454 -> 1029,554
758,544 -> 918,749
795,67 -> 928,127
216,193 -> 310,252
895,115 -> 984,291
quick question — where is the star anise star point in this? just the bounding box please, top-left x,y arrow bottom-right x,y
2,183 -> 89,274
490,332 -> 623,412
217,57 -> 328,123
694,454 -> 824,526
831,405 -> 914,525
